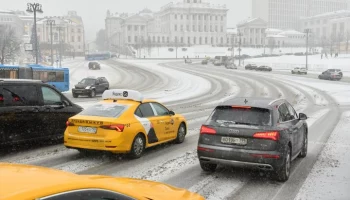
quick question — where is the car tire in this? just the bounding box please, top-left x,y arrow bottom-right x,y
89,90 -> 96,98
200,161 -> 217,172
175,123 -> 186,144
129,134 -> 145,159
274,146 -> 291,182
298,130 -> 308,158
72,93 -> 78,98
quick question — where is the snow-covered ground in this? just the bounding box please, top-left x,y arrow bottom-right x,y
295,111 -> 350,200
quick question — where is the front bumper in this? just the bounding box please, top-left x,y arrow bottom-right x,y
197,144 -> 284,171
72,88 -> 92,95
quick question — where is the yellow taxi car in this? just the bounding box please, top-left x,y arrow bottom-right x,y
64,89 -> 187,158
0,163 -> 205,200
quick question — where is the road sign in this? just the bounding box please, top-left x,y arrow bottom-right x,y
24,43 -> 33,51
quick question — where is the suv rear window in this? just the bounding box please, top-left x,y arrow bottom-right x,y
206,106 -> 272,126
79,103 -> 128,118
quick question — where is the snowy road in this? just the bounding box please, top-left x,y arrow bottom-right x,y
1,58 -> 349,200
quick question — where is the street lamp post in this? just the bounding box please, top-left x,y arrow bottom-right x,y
26,3 -> 43,65
47,20 -> 55,66
237,31 -> 243,66
304,29 -> 311,70
56,26 -> 64,67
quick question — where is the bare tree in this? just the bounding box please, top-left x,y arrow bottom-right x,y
0,25 -> 21,65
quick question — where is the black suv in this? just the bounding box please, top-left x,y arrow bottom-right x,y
197,97 -> 308,182
245,64 -> 258,70
0,79 -> 83,145
72,77 -> 109,98
88,61 -> 101,70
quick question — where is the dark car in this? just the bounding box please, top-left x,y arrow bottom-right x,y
0,79 -> 83,145
72,77 -> 109,98
245,64 -> 258,70
88,62 -> 101,70
318,69 -> 343,81
257,65 -> 272,71
201,60 -> 208,65
197,97 -> 308,182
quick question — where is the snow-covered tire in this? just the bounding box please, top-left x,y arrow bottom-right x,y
89,90 -> 96,98
299,131 -> 308,158
200,161 -> 217,172
274,146 -> 291,182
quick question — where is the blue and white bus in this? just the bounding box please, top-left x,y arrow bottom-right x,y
85,52 -> 111,61
0,64 -> 70,92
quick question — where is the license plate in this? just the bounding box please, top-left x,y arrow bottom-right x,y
78,126 -> 97,134
221,137 -> 247,145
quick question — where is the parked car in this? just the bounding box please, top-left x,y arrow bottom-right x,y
0,79 -> 83,146
225,63 -> 238,69
88,61 -> 101,70
201,59 -> 208,65
256,65 -> 272,71
185,59 -> 192,64
214,60 -> 222,66
245,64 -> 258,70
318,69 -> 343,81
291,67 -> 307,75
72,77 -> 109,98
197,97 -> 308,182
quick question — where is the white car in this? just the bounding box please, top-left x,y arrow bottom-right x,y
291,67 -> 307,75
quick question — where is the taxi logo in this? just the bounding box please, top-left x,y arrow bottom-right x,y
112,92 -> 123,96
72,119 -> 103,125
170,119 -> 174,125
123,91 -> 128,97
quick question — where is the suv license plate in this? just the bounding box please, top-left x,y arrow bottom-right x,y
221,137 -> 247,145
78,126 -> 97,134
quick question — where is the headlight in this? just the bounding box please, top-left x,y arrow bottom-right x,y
85,86 -> 91,89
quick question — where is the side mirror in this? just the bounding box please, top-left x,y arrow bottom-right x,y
169,111 -> 175,115
299,113 -> 308,120
62,100 -> 70,107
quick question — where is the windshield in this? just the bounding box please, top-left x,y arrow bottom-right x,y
206,106 -> 272,126
79,78 -> 96,85
79,103 -> 127,118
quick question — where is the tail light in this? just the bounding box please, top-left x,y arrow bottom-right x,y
100,124 -> 124,132
66,121 -> 75,126
253,131 -> 280,141
200,125 -> 216,135
0,95 -> 3,101
232,106 -> 251,109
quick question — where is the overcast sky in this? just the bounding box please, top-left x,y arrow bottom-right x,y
5,0 -> 252,41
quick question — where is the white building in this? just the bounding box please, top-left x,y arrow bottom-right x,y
105,0 -> 229,53
237,18 -> 267,47
0,10 -> 24,38
265,29 -> 306,47
252,0 -> 349,30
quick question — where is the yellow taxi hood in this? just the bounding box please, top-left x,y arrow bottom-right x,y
83,175 -> 205,200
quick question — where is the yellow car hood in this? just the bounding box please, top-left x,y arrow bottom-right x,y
85,175 -> 204,200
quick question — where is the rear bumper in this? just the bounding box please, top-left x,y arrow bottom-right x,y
197,144 -> 284,171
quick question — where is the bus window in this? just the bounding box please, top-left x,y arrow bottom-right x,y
0,70 -> 18,79
48,72 -> 56,82
33,71 -> 40,80
56,71 -> 64,82
40,71 -> 48,82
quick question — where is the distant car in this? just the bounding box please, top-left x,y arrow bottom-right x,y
291,67 -> 307,75
88,61 -> 101,70
318,69 -> 343,81
225,63 -> 237,69
72,77 -> 109,98
245,64 -> 258,70
257,65 -> 272,71
214,60 -> 222,66
201,60 -> 208,65
2,163 -> 205,200
65,89 -> 187,158
185,59 -> 192,64
197,97 -> 308,182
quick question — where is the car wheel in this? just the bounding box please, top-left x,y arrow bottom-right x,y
200,161 -> 217,172
175,123 -> 186,144
129,134 -> 145,159
72,93 -> 78,98
298,131 -> 308,158
292,71 -> 294,74
89,89 -> 96,98
274,146 -> 291,182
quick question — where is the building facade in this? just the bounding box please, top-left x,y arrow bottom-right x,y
0,10 -> 24,38
105,0 -> 228,51
252,0 -> 349,30
301,10 -> 350,50
237,18 -> 267,47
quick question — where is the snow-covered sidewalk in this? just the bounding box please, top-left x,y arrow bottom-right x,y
295,111 -> 350,200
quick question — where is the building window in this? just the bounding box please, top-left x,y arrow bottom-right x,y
194,37 -> 196,44
188,37 -> 191,44
134,36 -> 138,43
175,36 -> 178,42
221,37 -> 223,44
181,37 -> 183,43
78,36 -> 81,42
210,25 -> 212,32
221,16 -> 223,21
204,25 -> 207,32
128,25 -> 131,31
199,37 -> 202,44
157,36 -> 160,43
153,36 -> 155,42
175,14 -> 177,19
134,25 -> 138,31
221,26 -> 223,32
128,36 -> 131,42
71,36 -> 74,42
175,25 -> 177,31
215,16 -> 218,20
211,37 -> 213,44
187,25 -> 190,31
193,15 -> 195,20
162,36 -> 165,43
199,25 -> 201,32
193,25 -> 196,32
141,25 -> 145,31
181,14 -> 183,20
186,14 -> 189,20
167,37 -> 169,43
215,25 -> 218,32
204,15 -> 207,20
205,37 -> 207,44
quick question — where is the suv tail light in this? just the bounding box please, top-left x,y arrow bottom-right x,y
100,124 -> 124,132
66,121 -> 75,126
200,125 -> 216,135
253,131 -> 280,141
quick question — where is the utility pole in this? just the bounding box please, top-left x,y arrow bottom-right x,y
237,30 -> 243,66
231,33 -> 235,63
304,28 -> 311,70
26,3 -> 43,65
47,19 -> 55,66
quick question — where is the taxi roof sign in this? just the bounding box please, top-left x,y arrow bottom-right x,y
102,89 -> 144,102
